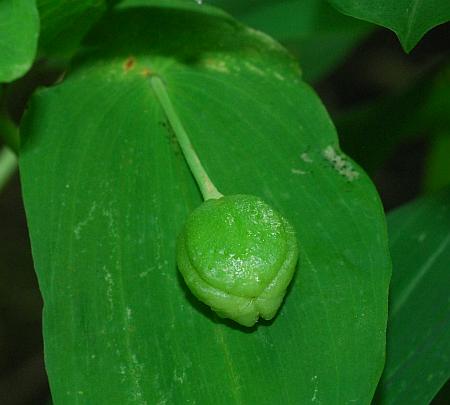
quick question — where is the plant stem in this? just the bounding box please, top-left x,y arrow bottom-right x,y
0,147 -> 18,191
0,111 -> 20,154
150,75 -> 223,201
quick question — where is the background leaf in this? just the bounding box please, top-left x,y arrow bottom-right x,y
0,147 -> 18,191
19,4 -> 390,403
209,0 -> 373,82
423,132 -> 450,192
327,0 -> 450,52
120,0 -> 228,18
376,188 -> 450,404
36,0 -> 107,58
0,0 -> 39,83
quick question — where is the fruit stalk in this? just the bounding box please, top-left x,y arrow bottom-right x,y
150,75 -> 223,201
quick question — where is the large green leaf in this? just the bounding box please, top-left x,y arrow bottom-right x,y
37,0 -> 107,57
19,4 -> 391,403
209,0 -> 372,82
0,0 -> 39,83
327,0 -> 450,52
376,188 -> 450,404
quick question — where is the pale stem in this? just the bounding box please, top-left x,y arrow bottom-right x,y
150,75 -> 223,201
0,111 -> 20,154
0,147 -> 18,191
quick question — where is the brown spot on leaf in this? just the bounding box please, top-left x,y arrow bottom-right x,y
123,57 -> 135,71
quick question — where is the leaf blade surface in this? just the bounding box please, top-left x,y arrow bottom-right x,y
327,0 -> 450,51
0,0 -> 39,82
20,5 -> 391,404
377,189 -> 450,404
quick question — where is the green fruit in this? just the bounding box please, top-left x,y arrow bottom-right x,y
150,77 -> 298,327
177,194 -> 299,327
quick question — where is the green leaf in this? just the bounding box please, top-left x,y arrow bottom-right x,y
327,0 -> 450,52
209,0 -> 372,82
0,111 -> 20,154
19,4 -> 390,403
0,147 -> 17,191
119,0 -> 228,18
37,0 -> 107,58
424,132 -> 450,193
376,188 -> 450,404
0,0 -> 39,83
